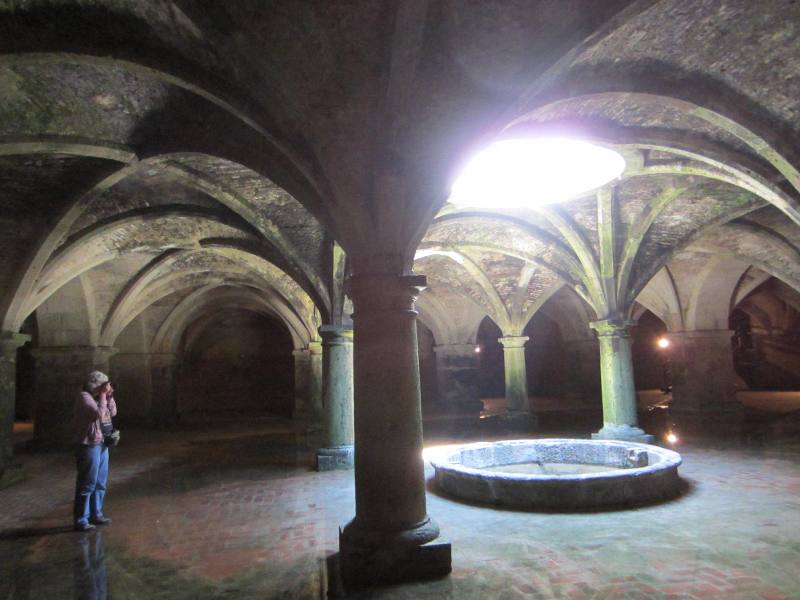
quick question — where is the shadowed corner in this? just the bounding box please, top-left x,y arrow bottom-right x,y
0,524 -> 75,540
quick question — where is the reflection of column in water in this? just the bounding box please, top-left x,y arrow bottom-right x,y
73,531 -> 108,600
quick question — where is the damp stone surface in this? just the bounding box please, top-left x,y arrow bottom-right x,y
430,439 -> 683,510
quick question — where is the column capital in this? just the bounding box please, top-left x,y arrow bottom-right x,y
308,340 -> 323,355
0,332 -> 30,356
590,318 -> 634,337
349,273 -> 426,315
498,335 -> 528,349
319,325 -> 353,345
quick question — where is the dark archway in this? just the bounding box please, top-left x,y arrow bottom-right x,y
731,278 -> 800,390
177,309 -> 294,418
522,312 -> 567,397
632,310 -> 668,391
476,316 -> 504,401
14,314 -> 38,422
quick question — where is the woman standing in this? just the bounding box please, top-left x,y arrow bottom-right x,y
72,370 -> 117,532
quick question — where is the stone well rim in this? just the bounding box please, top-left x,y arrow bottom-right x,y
428,438 -> 683,482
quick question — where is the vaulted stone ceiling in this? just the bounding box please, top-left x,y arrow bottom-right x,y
1,0 -> 799,350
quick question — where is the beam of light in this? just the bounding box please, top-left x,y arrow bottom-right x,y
449,138 -> 626,209
422,444 -> 463,463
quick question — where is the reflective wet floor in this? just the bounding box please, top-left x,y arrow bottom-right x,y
2,417 -> 800,599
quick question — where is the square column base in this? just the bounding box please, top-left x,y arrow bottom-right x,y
316,445 -> 354,471
592,424 -> 654,444
337,534 -> 451,591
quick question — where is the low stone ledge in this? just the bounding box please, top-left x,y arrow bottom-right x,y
429,439 -> 682,510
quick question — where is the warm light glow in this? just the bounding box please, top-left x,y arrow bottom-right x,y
474,346 -> 481,353
449,138 -> 626,208
422,444 -> 463,463
657,337 -> 670,349
666,432 -> 678,444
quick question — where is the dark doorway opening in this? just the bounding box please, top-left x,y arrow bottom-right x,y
177,310 -> 294,418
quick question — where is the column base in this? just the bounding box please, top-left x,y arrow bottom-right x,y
316,445 -> 354,471
339,517 -> 451,589
592,424 -> 654,444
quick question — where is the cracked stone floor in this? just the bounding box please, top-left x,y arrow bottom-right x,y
2,416 -> 799,599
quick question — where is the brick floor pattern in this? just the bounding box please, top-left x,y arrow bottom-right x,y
1,420 -> 799,599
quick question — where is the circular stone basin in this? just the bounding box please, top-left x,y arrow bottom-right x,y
429,439 -> 682,510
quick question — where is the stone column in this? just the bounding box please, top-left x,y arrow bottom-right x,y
149,352 -> 179,426
0,332 -> 30,481
309,340 -> 323,423
293,344 -> 323,428
316,326 -> 354,471
498,336 -> 530,413
292,348 -> 312,421
31,346 -> 117,447
432,344 -> 483,415
339,274 -> 450,587
589,320 -> 653,443
667,330 -> 741,423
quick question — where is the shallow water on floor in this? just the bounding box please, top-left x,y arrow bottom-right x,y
4,417 -> 800,599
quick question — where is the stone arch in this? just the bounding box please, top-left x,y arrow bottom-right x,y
633,266 -> 682,331
0,51 -> 327,210
34,275 -> 97,347
414,249 -> 513,334
508,81 -> 800,204
151,285 -> 311,356
99,246 -> 318,347
683,257 -> 750,331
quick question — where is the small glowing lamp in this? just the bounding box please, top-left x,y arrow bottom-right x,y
449,138 -> 626,209
657,337 -> 670,349
474,346 -> 481,354
666,432 -> 678,445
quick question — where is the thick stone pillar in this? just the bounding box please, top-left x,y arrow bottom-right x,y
149,352 -> 179,426
498,336 -> 529,413
309,341 -> 323,423
293,343 -> 323,428
339,274 -> 450,587
590,320 -> 653,443
432,344 -> 483,415
31,346 -> 117,447
0,332 -> 30,481
292,348 -> 312,421
316,326 -> 354,471
667,330 -> 741,423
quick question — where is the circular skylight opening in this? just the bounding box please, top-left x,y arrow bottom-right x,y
448,138 -> 626,209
